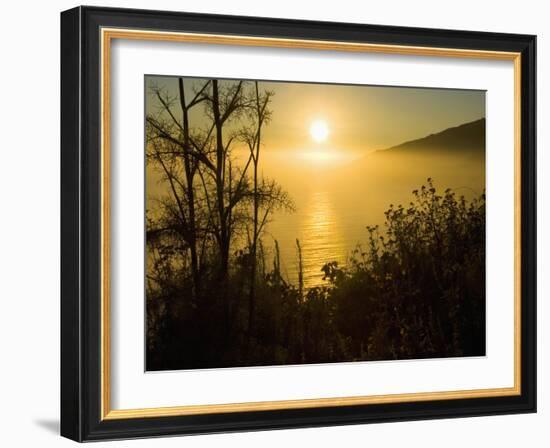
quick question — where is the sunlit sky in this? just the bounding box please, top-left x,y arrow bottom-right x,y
146,76 -> 485,154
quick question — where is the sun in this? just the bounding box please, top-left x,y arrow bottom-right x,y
309,119 -> 329,143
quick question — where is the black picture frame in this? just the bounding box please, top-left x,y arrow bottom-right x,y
61,5 -> 536,442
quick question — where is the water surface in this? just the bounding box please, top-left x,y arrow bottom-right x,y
260,149 -> 484,288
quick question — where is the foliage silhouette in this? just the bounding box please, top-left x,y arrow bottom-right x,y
147,178 -> 485,370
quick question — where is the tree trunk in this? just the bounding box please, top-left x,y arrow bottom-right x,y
247,82 -> 263,348
178,78 -> 200,297
211,80 -> 230,278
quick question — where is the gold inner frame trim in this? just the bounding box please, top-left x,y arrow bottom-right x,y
100,27 -> 522,420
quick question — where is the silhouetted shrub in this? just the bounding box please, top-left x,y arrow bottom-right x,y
147,180 -> 485,370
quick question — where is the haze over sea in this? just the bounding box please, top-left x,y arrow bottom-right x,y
261,120 -> 485,288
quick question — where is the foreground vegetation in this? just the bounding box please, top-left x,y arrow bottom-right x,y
145,78 -> 485,370
147,179 -> 486,370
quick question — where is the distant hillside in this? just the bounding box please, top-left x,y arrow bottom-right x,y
376,118 -> 485,154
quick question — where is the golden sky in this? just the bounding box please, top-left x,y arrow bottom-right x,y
146,76 -> 485,154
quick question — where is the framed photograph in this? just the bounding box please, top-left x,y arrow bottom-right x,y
61,6 -> 536,441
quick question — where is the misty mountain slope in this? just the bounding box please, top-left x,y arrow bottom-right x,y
376,118 -> 485,155
327,118 -> 486,208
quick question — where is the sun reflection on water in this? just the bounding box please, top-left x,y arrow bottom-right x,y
298,190 -> 347,288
